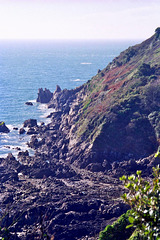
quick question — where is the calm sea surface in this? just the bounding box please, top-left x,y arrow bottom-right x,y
0,39 -> 140,157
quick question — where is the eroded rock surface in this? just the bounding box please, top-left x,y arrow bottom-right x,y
37,88 -> 53,103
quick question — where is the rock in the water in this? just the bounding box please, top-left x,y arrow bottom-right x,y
37,88 -> 53,103
23,119 -> 37,128
0,122 -> 10,133
25,102 -> 33,106
19,128 -> 26,134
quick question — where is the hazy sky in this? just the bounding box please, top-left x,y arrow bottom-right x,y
0,0 -> 160,40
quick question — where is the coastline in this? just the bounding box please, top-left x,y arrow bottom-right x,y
0,101 -> 53,158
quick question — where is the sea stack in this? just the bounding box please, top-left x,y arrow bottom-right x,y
0,121 -> 10,133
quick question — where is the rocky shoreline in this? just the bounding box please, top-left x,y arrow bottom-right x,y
0,85 -> 158,240
0,87 -> 127,240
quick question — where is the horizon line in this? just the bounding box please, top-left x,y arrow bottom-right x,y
0,38 -> 144,41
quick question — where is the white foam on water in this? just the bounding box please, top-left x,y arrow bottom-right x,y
27,99 -> 36,103
81,62 -> 92,65
0,102 -> 53,157
37,103 -> 48,110
71,79 -> 81,82
1,139 -> 8,143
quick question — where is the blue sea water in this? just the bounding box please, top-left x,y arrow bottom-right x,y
0,39 -> 140,157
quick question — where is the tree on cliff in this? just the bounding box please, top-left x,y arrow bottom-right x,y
155,27 -> 160,38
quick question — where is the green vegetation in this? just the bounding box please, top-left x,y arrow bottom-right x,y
0,122 -> 4,126
99,166 -> 160,240
155,27 -> 160,38
0,227 -> 10,240
83,99 -> 92,110
120,166 -> 160,239
98,210 -> 134,240
137,63 -> 154,77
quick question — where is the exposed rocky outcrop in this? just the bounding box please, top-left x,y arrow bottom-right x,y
37,88 -> 53,103
19,128 -> 26,134
0,121 -> 10,133
23,119 -> 37,128
1,29 -> 160,239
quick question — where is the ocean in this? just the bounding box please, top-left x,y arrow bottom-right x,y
0,39 -> 140,157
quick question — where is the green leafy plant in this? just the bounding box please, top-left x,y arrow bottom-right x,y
98,210 -> 134,240
120,166 -> 160,239
0,122 -> 4,126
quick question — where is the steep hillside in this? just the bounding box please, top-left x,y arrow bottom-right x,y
39,28 -> 160,171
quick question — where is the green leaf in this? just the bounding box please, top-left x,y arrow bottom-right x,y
128,216 -> 135,223
136,170 -> 142,175
128,175 -> 135,181
119,175 -> 127,181
122,193 -> 127,199
126,224 -> 133,229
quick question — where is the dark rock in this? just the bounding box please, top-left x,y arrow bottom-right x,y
7,153 -> 16,161
13,127 -> 18,130
3,194 -> 14,204
25,102 -> 33,106
27,136 -> 43,149
37,88 -> 53,103
15,147 -> 21,151
86,163 -> 104,172
27,127 -> 38,135
18,150 -> 29,157
55,85 -> 61,93
19,128 -> 25,134
0,121 -> 10,133
23,119 -> 37,128
30,168 -> 55,178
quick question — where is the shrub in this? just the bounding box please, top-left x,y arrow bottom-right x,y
98,210 -> 134,240
138,64 -> 154,77
120,166 -> 160,239
155,27 -> 160,38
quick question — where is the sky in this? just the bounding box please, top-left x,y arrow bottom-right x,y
0,0 -> 160,40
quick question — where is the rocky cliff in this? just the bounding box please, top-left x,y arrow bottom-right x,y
36,28 -> 160,171
1,29 -> 160,240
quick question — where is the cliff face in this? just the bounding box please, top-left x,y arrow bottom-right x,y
36,30 -> 160,171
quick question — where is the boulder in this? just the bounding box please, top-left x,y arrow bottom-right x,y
19,128 -> 25,134
37,88 -> 53,103
18,150 -> 29,157
27,127 -> 38,135
25,102 -> 33,106
23,119 -> 37,128
0,122 -> 10,133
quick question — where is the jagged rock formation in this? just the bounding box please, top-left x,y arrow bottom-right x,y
0,121 -> 10,133
37,88 -> 53,103
1,29 -> 160,240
